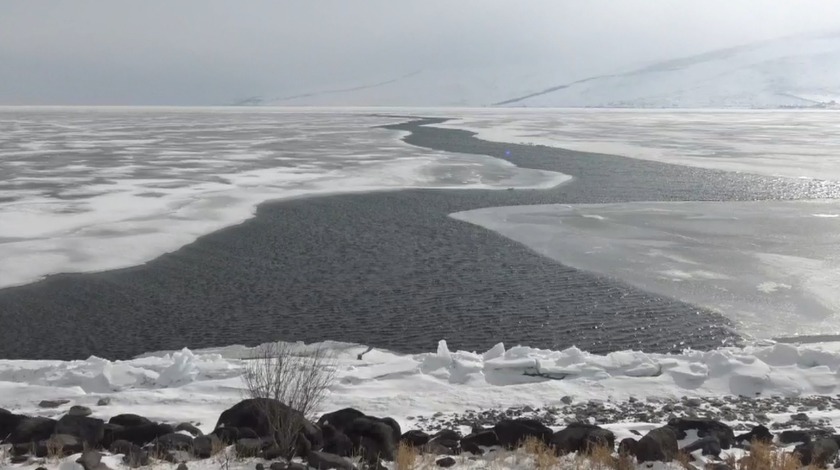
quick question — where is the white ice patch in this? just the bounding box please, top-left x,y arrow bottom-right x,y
451,200 -> 840,340
0,108 -> 570,288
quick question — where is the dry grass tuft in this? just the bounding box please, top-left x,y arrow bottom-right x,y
731,439 -> 802,470
45,438 -> 65,461
585,442 -> 617,469
613,451 -> 635,470
674,450 -> 693,469
522,436 -> 558,470
395,442 -> 419,470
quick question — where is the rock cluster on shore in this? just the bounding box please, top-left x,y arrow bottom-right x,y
2,396 -> 840,469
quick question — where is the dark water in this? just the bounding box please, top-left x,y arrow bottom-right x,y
0,117 -> 830,360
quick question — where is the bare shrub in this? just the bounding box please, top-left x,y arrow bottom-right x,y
243,342 -> 336,459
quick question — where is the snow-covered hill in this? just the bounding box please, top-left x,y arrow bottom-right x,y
506,32 -> 840,108
250,32 -> 840,108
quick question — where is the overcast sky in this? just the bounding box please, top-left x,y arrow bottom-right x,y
2,0 -> 840,105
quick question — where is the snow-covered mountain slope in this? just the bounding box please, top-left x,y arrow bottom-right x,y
506,32 -> 840,108
251,65 -> 577,107
250,32 -> 840,108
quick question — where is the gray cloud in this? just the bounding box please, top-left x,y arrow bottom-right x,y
1,0 -> 839,105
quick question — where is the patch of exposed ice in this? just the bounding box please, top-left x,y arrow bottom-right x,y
451,200 -> 840,340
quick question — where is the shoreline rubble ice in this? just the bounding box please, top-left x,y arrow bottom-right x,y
3,339 -> 840,434
4,340 -> 840,468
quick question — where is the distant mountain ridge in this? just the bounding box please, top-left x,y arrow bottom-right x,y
244,31 -> 840,108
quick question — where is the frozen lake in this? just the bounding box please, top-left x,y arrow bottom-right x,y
0,107 -> 566,288
1,107 -> 839,358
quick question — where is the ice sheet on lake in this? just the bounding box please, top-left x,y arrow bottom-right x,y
0,107 -> 570,288
430,109 -> 840,182
451,200 -> 840,340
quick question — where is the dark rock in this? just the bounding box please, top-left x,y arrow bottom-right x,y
238,426 -> 260,439
635,426 -> 678,463
400,430 -> 430,447
322,424 -> 354,457
193,433 -> 222,458
436,456 -> 457,467
705,464 -> 733,470
667,418 -> 735,449
55,414 -> 105,447
175,422 -> 203,436
429,437 -> 460,454
109,439 -> 150,468
108,414 -> 152,428
422,440 -> 459,455
235,437 -> 266,457
69,405 -> 93,417
681,436 -> 721,456
12,442 -> 36,456
0,409 -> 24,442
10,455 -> 29,464
460,441 -> 484,455
790,412 -> 810,422
779,429 -> 829,444
216,398 -> 296,437
154,432 -> 195,452
461,430 -> 498,448
306,450 -> 356,470
493,418 -> 552,449
618,437 -> 638,456
212,427 -> 240,444
76,451 -> 111,470
378,417 -> 401,443
431,429 -> 461,442
216,398 -> 322,450
6,417 -> 56,444
551,423 -> 615,455
295,431 -> 313,458
271,463 -> 292,470
177,464 -> 189,470
796,437 -> 839,466
345,416 -> 397,462
256,464 -> 265,470
107,422 -> 174,446
38,399 -> 70,408
96,397 -> 112,406
262,444 -> 287,460
164,450 -> 192,463
317,408 -> 366,431
734,425 -> 773,445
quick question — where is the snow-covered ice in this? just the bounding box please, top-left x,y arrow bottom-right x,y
430,109 -> 840,182
451,200 -> 840,340
0,107 -> 569,288
5,339 -> 840,468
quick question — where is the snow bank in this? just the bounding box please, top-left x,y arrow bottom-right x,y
4,339 -> 840,436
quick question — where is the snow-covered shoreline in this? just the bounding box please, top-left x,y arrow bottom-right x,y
6,339 -> 840,468
5,339 -> 840,434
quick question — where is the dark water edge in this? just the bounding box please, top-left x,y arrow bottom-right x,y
0,117 -> 832,360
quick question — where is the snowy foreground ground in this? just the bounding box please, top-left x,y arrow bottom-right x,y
5,340 -> 840,468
